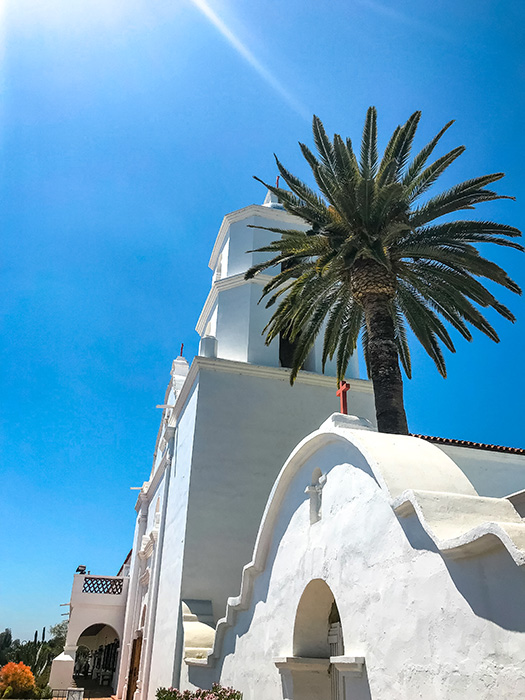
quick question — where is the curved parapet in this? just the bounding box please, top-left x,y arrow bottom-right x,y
393,489 -> 525,566
185,413 -> 525,668
319,414 -> 478,499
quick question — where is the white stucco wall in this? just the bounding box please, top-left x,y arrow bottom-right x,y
180,424 -> 525,699
145,382 -> 200,699
215,284 -> 253,364
116,380 -> 200,700
223,212 -> 303,280
180,360 -> 375,627
436,444 -> 525,498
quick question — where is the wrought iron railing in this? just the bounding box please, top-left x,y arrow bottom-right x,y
82,576 -> 124,595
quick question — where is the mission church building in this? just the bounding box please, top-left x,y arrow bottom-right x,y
50,193 -> 525,700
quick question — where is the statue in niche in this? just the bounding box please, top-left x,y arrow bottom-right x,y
305,468 -> 327,524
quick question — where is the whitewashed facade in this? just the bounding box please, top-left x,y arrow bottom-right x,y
181,415 -> 525,699
51,193 -> 525,699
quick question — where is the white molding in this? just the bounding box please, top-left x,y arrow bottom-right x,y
138,524 -> 160,560
330,655 -> 365,675
136,449 -> 171,510
195,273 -> 273,335
185,657 -> 209,667
147,450 -> 171,499
163,356 -> 373,445
191,356 -> 373,391
138,535 -> 154,560
150,357 -> 372,491
274,657 -> 330,673
139,567 -> 151,587
208,205 -> 302,271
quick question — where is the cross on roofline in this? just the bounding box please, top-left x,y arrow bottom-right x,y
336,381 -> 350,415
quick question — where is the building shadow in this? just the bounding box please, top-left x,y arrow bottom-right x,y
398,513 -> 525,632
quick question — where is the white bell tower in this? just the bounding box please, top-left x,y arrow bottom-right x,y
196,192 -> 359,378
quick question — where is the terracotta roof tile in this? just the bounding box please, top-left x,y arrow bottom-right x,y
410,434 -> 525,456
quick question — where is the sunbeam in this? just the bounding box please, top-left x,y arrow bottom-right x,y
189,0 -> 310,120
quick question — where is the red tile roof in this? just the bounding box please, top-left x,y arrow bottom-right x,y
411,434 -> 525,456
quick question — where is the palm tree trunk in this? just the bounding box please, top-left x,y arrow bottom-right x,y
361,294 -> 409,434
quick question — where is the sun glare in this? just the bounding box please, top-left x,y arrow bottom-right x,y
189,0 -> 309,120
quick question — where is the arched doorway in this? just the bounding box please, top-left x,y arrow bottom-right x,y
291,579 -> 344,700
75,624 -> 120,696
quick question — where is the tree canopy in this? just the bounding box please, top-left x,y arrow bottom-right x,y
246,108 -> 522,433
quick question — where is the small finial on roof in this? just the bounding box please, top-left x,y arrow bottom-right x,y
263,181 -> 284,209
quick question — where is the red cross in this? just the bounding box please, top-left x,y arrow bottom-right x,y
336,381 -> 350,414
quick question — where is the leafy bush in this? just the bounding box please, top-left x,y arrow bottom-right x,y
0,662 -> 36,698
156,683 -> 242,700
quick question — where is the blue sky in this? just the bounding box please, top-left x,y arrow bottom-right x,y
1,0 -> 523,640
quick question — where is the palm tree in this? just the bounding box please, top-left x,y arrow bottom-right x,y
245,108 -> 522,434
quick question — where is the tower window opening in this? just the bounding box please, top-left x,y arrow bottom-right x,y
278,259 -> 315,371
279,333 -> 297,369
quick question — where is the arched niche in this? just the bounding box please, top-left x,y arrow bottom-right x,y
293,579 -> 342,658
285,579 -> 344,700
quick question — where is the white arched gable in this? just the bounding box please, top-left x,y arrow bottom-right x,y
185,413 -> 525,669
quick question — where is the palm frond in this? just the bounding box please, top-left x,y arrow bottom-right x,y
410,173 -> 511,226
360,106 -> 379,179
377,125 -> 401,185
402,119 -> 454,186
312,115 -> 336,175
390,111 -> 421,179
397,282 -> 451,376
407,145 -> 465,202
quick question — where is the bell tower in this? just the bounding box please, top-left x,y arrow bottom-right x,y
114,192 -> 375,700
196,192 -> 359,378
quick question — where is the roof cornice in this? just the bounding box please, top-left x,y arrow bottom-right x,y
208,204 -> 303,271
167,356 -> 372,435
195,273 -> 273,335
146,357 -> 372,489
192,356 -> 373,391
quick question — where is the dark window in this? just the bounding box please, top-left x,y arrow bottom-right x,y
279,333 -> 297,369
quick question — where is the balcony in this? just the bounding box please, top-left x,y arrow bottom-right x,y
71,574 -> 129,608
